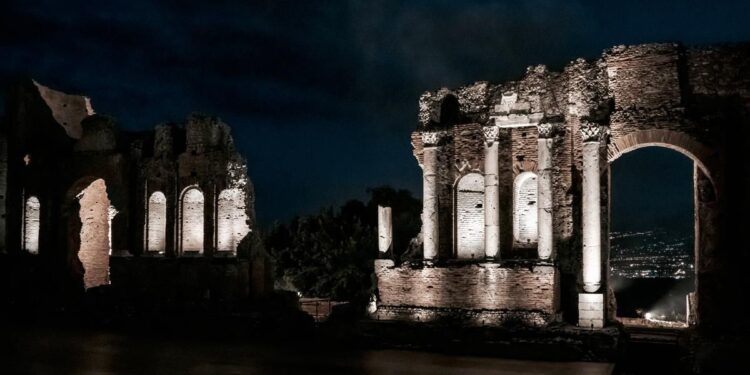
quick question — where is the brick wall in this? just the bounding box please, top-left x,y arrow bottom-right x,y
375,260 -> 559,325
405,42 -> 750,330
455,173 -> 484,259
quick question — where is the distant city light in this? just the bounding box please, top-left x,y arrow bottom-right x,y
610,229 -> 694,279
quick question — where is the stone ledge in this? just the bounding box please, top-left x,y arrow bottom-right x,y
376,258 -> 557,269
372,306 -> 556,327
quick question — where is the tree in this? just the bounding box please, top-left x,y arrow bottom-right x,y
264,186 -> 421,303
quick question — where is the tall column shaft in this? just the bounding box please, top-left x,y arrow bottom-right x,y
483,126 -> 500,259
378,205 -> 393,254
537,136 -> 554,260
421,132 -> 442,261
581,136 -> 602,293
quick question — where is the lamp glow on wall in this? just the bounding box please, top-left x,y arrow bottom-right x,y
513,172 -> 538,245
147,191 -> 167,253
217,188 -> 250,253
77,179 -> 111,289
181,186 -> 205,253
23,196 -> 40,254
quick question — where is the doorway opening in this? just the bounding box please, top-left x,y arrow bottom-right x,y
609,147 -> 694,328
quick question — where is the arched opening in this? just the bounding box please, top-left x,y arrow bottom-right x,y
439,94 -> 460,126
216,188 -> 250,253
609,147 -> 695,327
513,172 -> 538,247
23,195 -> 40,254
76,179 -> 111,290
455,173 -> 484,259
146,191 -> 167,253
180,186 -> 204,254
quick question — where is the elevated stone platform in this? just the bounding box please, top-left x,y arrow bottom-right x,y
373,259 -> 559,326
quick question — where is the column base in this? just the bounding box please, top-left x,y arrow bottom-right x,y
423,259 -> 437,267
578,293 -> 604,328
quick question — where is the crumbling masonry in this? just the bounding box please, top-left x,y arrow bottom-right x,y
0,80 -> 271,309
373,43 -> 750,333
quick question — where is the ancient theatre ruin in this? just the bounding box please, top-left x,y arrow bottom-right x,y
372,42 -> 750,333
0,80 -> 271,308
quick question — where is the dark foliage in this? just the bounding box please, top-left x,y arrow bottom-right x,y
264,186 -> 421,302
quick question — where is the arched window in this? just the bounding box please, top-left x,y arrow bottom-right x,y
217,188 -> 250,253
513,172 -> 538,246
181,187 -> 204,254
147,191 -> 166,253
455,173 -> 484,259
23,196 -> 40,254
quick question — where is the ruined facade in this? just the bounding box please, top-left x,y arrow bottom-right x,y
0,80 -> 269,309
373,43 -> 750,333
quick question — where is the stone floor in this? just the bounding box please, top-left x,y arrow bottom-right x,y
0,327 -> 614,374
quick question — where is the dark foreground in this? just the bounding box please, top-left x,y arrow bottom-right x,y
1,326 -> 614,375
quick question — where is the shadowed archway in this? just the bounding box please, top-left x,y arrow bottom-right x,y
606,130 -> 715,327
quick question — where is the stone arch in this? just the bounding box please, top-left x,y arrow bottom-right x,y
23,195 -> 40,254
180,185 -> 204,254
146,191 -> 167,253
513,171 -> 538,247
606,132 -> 714,327
216,188 -> 250,253
608,129 -> 716,185
454,173 -> 484,259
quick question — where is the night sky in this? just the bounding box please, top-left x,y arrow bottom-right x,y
611,147 -> 694,232
1,1 -> 749,225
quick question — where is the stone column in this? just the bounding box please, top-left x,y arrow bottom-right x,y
536,122 -> 556,260
581,123 -> 603,293
421,131 -> 443,261
378,205 -> 392,254
579,122 -> 606,328
482,125 -> 500,259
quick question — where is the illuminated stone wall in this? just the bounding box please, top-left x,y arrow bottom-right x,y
23,196 -> 40,254
0,80 -> 263,309
374,259 -> 559,326
455,173 -> 484,259
32,80 -> 94,139
147,192 -> 166,253
513,172 -> 538,247
77,179 -> 110,290
393,42 -> 750,331
181,187 -> 204,253
216,188 -> 250,253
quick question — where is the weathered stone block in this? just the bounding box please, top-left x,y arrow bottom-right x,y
375,260 -> 559,326
578,293 -> 604,328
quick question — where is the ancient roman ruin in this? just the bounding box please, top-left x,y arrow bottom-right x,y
0,80 -> 270,307
373,43 -> 750,333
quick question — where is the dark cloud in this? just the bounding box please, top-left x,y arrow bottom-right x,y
1,0 -> 749,223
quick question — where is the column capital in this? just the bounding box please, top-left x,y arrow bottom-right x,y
422,130 -> 448,147
580,122 -> 609,143
537,122 -> 564,139
482,125 -> 500,143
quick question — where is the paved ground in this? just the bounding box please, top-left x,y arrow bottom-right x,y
1,328 -> 614,374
